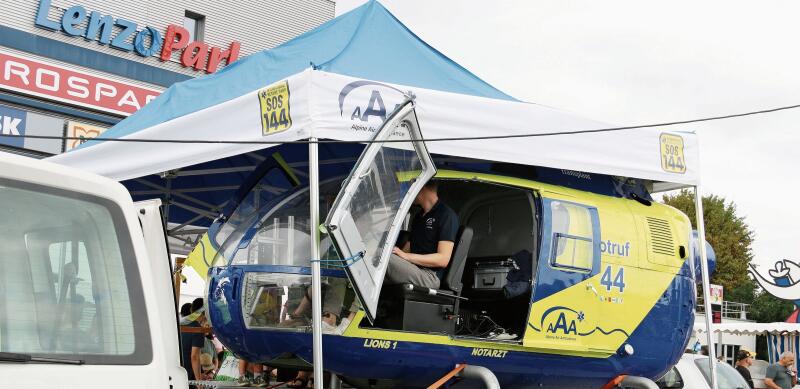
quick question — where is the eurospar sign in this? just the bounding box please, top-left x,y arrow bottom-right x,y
34,0 -> 240,74
0,50 -> 161,116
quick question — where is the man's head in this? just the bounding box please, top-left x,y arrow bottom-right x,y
780,351 -> 795,367
414,180 -> 439,206
736,349 -> 754,367
180,303 -> 192,318
192,297 -> 207,325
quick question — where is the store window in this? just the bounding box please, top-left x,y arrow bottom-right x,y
184,11 -> 206,42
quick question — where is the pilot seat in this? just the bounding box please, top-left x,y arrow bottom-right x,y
385,226 -> 473,334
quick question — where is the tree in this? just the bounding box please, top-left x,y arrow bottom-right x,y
729,281 -> 795,323
662,189 -> 754,293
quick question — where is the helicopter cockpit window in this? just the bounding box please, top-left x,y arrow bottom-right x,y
212,178 -> 344,268
550,201 -> 594,272
212,169 -> 294,249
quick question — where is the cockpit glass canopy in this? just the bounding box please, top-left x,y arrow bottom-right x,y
211,176 -> 345,268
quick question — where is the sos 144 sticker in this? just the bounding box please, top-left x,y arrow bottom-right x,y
259,80 -> 292,135
660,133 -> 686,173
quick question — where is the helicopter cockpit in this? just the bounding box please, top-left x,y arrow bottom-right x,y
206,163 -> 539,343
370,179 -> 538,342
207,174 -> 354,333
206,103 -> 539,348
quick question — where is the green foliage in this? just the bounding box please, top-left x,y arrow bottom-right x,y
729,280 -> 795,322
662,189 -> 754,293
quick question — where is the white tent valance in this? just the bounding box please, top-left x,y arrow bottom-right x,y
693,322 -> 800,336
51,69 -> 699,185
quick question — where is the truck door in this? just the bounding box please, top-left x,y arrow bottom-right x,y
326,100 -> 436,323
524,198 -> 603,353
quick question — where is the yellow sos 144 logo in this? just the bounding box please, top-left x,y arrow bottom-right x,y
259,80 -> 292,135
660,133 -> 686,174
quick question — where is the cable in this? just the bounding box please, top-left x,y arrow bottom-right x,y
1,102 -> 799,145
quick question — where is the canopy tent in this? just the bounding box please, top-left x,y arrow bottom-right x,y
48,1 -> 710,385
694,323 -> 800,337
50,0 -> 699,203
694,323 -> 800,371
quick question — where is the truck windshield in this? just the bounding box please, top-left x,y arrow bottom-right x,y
0,180 -> 150,364
694,358 -> 750,389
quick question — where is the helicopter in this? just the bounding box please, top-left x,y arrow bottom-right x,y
187,102 -> 715,388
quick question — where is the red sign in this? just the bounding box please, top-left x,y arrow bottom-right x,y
0,50 -> 161,116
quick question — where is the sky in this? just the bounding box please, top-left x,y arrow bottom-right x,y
334,0 -> 800,271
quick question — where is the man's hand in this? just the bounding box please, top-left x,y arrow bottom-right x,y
392,246 -> 407,259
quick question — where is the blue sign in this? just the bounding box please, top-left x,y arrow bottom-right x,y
0,105 -> 27,148
35,0 -> 162,57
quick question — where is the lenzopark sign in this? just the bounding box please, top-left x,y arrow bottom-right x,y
0,50 -> 161,116
34,0 -> 240,74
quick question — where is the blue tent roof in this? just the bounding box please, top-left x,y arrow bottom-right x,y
96,0 -> 516,143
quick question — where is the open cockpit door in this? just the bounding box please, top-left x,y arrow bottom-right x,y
325,100 -> 436,323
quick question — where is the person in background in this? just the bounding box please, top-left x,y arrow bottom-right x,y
764,351 -> 797,389
212,335 -> 224,371
734,349 -> 755,389
181,298 -> 210,385
180,303 -> 192,320
237,360 -> 267,387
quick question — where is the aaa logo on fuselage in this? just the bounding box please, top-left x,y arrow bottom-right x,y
338,80 -> 409,133
529,306 -> 630,339
542,306 -> 584,336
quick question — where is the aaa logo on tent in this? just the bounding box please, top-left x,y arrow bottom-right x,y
259,80 -> 292,136
338,80 -> 409,131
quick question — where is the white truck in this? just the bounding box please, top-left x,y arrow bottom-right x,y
0,153 -> 189,389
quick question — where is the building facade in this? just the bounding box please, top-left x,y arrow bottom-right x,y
0,0 -> 334,157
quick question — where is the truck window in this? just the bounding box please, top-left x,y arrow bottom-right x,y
0,180 -> 151,364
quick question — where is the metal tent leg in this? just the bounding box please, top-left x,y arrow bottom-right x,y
329,373 -> 342,389
309,139 -> 324,385
695,185 -> 718,389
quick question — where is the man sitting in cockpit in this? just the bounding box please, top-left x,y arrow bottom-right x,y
388,180 -> 459,289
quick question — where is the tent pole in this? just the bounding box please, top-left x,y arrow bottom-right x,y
695,185 -> 717,389
309,138 -> 324,382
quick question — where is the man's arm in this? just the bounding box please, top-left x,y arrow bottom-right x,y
191,346 -> 203,380
392,240 -> 454,268
764,366 -> 782,389
763,378 -> 780,389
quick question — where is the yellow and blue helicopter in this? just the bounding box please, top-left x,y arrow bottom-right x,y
191,103 -> 715,388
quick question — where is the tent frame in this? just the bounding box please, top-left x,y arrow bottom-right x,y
695,185 -> 717,389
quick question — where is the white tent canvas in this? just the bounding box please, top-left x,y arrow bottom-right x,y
51,68 -> 699,186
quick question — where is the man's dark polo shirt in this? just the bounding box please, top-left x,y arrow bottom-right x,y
410,200 -> 459,277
